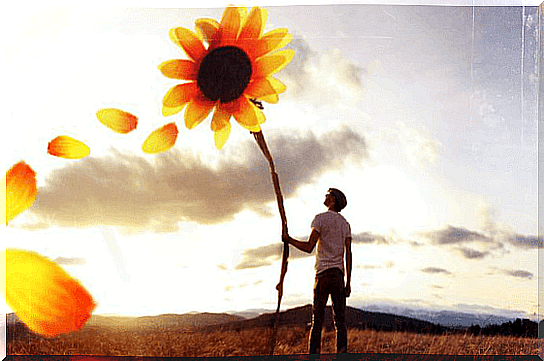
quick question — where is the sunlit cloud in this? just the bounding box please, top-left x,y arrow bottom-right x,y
456,247 -> 489,260
234,241 -> 311,270
420,267 -> 452,276
504,270 -> 534,280
22,128 -> 367,232
53,257 -> 86,265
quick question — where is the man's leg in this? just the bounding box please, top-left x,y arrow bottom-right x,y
309,274 -> 328,354
330,268 -> 347,353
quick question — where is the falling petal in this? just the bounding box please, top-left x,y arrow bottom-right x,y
3,249 -> 95,336
250,28 -> 292,60
253,49 -> 295,78
158,59 -> 198,80
5,162 -> 36,225
184,95 -> 215,129
195,18 -> 219,45
169,27 -> 206,62
142,123 -> 179,154
162,83 -> 199,115
47,136 -> 90,159
96,108 -> 138,134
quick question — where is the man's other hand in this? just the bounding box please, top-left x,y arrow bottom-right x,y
345,284 -> 351,298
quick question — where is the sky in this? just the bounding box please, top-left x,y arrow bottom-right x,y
1,1 -> 541,322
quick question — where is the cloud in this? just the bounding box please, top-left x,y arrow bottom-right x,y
457,247 -> 489,260
352,232 -> 389,245
505,234 -> 543,249
504,270 -> 534,280
53,257 -> 86,265
234,241 -> 312,270
26,128 -> 366,232
420,267 -> 452,276
423,225 -> 493,245
283,38 -> 367,106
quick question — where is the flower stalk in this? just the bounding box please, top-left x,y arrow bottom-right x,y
251,130 -> 289,355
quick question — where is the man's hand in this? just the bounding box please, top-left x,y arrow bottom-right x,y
345,284 -> 351,298
282,232 -> 290,244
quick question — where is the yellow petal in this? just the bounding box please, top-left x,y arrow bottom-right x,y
96,108 -> 138,134
214,121 -> 231,150
245,77 -> 286,103
184,97 -> 215,129
162,83 -> 199,115
142,123 -> 179,154
218,6 -> 242,46
239,7 -> 267,42
158,59 -> 198,80
251,28 -> 292,60
253,49 -> 295,78
5,161 -> 36,225
47,136 -> 90,159
3,249 -> 95,336
226,96 -> 264,132
169,27 -> 206,62
195,18 -> 219,45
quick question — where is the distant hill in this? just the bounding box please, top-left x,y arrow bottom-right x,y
200,305 -> 447,335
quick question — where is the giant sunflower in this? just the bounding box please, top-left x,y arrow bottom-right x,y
159,6 -> 294,149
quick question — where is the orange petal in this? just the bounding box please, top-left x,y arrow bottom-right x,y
253,49 -> 295,78
169,27 -> 206,62
195,18 -> 219,45
218,6 -> 243,46
3,249 -> 95,336
184,90 -> 215,129
5,162 -> 36,225
47,136 -> 90,159
250,28 -> 292,60
142,123 -> 179,154
158,59 -> 198,80
211,106 -> 232,150
162,83 -> 199,115
226,96 -> 264,132
239,7 -> 267,42
245,77 -> 286,103
96,108 -> 138,134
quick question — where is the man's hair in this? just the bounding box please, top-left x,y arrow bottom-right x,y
328,188 -> 347,212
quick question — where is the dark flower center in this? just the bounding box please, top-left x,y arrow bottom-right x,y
197,46 -> 252,103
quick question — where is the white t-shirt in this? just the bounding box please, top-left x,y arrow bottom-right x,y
311,210 -> 351,275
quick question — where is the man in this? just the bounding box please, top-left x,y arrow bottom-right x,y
282,188 -> 352,354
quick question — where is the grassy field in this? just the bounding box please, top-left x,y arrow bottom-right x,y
7,325 -> 541,357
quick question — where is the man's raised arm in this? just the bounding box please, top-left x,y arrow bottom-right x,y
282,229 -> 320,254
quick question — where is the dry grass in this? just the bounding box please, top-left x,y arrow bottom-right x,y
7,326 -> 541,357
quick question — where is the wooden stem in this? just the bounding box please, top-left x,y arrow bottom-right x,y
251,131 -> 289,355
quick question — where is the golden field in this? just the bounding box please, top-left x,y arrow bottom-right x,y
7,325 -> 540,357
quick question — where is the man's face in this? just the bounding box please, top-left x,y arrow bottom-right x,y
324,191 -> 335,208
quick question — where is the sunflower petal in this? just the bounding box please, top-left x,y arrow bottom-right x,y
158,60 -> 198,80
214,121 -> 231,150
3,249 -> 95,336
253,49 -> 295,78
96,108 -> 138,134
251,28 -> 292,59
47,136 -> 90,159
226,96 -> 265,132
218,6 -> 243,46
5,162 -> 36,225
239,7 -> 267,42
245,76 -> 286,101
162,83 -> 199,115
169,27 -> 206,62
142,123 -> 179,154
185,96 -> 215,129
195,18 -> 219,45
